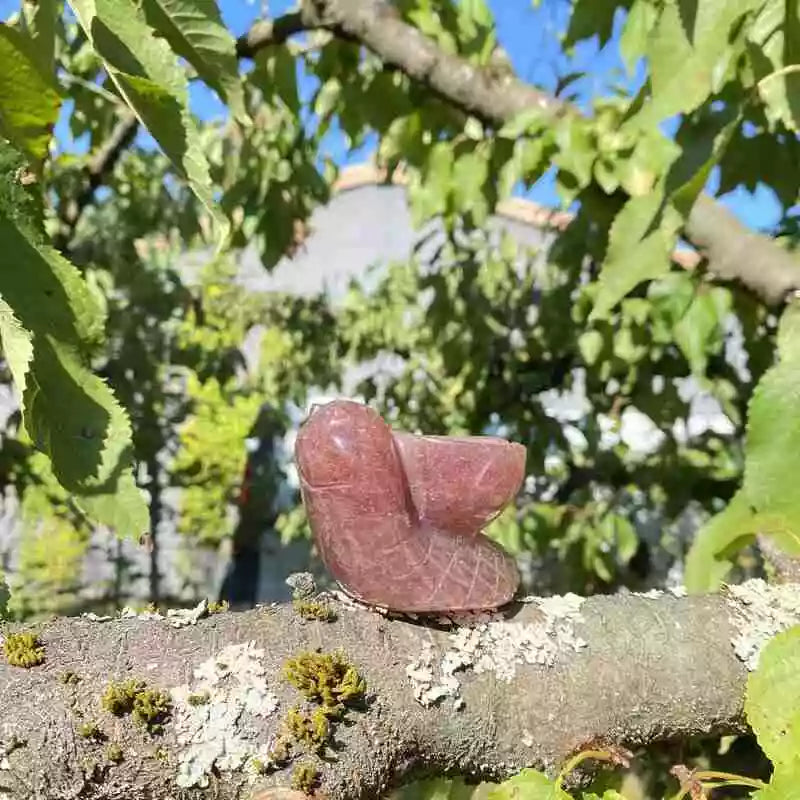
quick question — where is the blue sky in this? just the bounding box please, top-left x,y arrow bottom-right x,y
0,0 -> 785,232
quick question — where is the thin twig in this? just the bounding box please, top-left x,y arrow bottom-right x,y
54,111 -> 139,252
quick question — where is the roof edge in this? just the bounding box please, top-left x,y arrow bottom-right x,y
331,162 -> 700,270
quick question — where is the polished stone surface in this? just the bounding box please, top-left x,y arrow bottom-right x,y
295,400 -> 525,612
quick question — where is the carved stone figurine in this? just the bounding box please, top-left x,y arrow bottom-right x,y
294,399 -> 525,612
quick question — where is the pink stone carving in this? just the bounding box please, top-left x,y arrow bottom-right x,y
294,399 -> 525,612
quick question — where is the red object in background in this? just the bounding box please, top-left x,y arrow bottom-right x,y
238,462 -> 253,507
294,400 -> 525,612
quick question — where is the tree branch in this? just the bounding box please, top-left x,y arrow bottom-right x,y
687,195 -> 800,304
54,111 -> 139,252
235,12 -> 310,57
239,1 -> 563,122
1,580 -> 797,799
240,0 -> 799,306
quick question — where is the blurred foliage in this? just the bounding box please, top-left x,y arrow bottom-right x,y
0,0 -> 794,610
0,0 -> 798,793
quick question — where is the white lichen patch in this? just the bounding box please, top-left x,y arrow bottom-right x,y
634,588 -> 664,599
285,572 -> 317,599
170,641 -> 279,788
329,588 -> 393,616
631,587 -> 686,599
81,612 -> 114,622
120,606 -> 164,621
166,599 -> 210,628
521,729 -> 534,747
0,732 -> 25,771
81,599 -> 212,628
726,579 -> 800,670
406,594 -> 587,708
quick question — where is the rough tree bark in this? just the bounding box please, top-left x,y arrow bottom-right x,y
1,579 -> 798,800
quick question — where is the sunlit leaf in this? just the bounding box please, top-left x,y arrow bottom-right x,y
67,0 -> 229,248
0,23 -> 61,162
141,0 -> 247,123
745,624 -> 800,768
590,191 -> 682,320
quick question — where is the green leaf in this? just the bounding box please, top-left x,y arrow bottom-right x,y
553,116 -> 596,199
21,0 -> 59,75
23,337 -> 140,499
497,106 -> 550,139
684,495 -> 756,592
718,127 -> 800,208
685,303 -> 800,592
379,112 -> 424,164
745,625 -> 800,769
456,0 -> 494,44
740,304 -> 800,538
578,329 -> 605,366
673,286 -> 731,376
648,271 -> 696,325
452,146 -> 490,223
313,77 -> 342,121
498,137 -> 547,196
487,768 -> 569,800
0,139 -> 46,237
667,107 -> 742,216
748,0 -> 800,131
0,23 -> 61,162
617,129 -> 681,197
751,767 -> 800,800
0,214 -> 104,349
67,0 -> 229,249
394,778 -> 477,800
589,191 -> 682,320
564,0 -> 629,49
628,0 -> 762,128
141,0 -> 247,123
593,156 -> 619,194
0,299 -> 34,395
620,0 -> 656,71
609,513 -> 638,563
409,142 -> 454,223
0,570 -> 8,618
0,210 -> 148,538
463,116 -> 484,141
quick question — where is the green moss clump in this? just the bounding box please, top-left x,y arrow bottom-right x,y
250,757 -> 265,774
268,733 -> 292,765
3,632 -> 45,668
105,743 -> 123,764
133,688 -> 172,734
286,706 -> 331,754
78,721 -> 106,742
187,690 -> 210,706
207,599 -> 229,614
102,679 -> 141,716
291,761 -> 320,793
81,757 -> 104,782
60,671 -> 81,685
102,679 -> 172,734
283,650 -> 365,714
293,598 -> 336,622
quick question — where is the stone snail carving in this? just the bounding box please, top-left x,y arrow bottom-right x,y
294,399 -> 525,613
